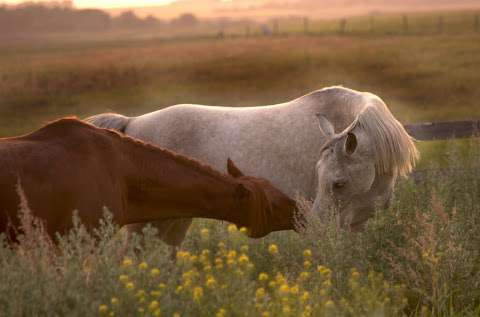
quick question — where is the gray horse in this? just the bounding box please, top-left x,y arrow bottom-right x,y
86,86 -> 418,245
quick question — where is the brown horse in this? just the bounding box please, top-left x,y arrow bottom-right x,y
0,118 -> 300,242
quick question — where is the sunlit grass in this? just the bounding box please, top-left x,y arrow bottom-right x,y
0,141 -> 479,316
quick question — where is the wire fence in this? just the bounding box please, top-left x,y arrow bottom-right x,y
216,12 -> 480,38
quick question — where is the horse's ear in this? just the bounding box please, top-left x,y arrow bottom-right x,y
235,183 -> 250,201
316,114 -> 335,137
227,158 -> 244,178
344,132 -> 358,155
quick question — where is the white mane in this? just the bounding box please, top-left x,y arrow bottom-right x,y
354,93 -> 419,178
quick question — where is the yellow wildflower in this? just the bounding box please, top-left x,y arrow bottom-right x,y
279,284 -> 290,295
256,287 -> 266,300
303,249 -> 312,259
216,308 -> 227,317
215,258 -> 224,270
317,265 -> 331,276
238,254 -> 249,265
204,265 -> 212,273
303,261 -> 312,269
173,313 -> 180,317
325,300 -> 335,309
282,305 -> 292,315
98,304 -> 108,315
122,258 -> 133,268
158,283 -> 166,290
239,227 -> 248,234
149,300 -> 159,312
268,244 -> 278,255
301,291 -> 310,303
227,250 -> 237,259
268,281 -> 277,288
290,284 -> 299,295
150,268 -> 160,278
176,251 -> 190,261
193,287 -> 204,302
118,274 -> 129,283
258,272 -> 269,282
227,224 -> 237,233
138,308 -> 145,315
138,262 -> 148,270
135,290 -> 146,298
302,305 -> 312,317
275,273 -> 286,284
240,245 -> 249,253
153,309 -> 162,317
299,271 -> 310,281
110,297 -> 119,306
200,228 -> 209,239
175,286 -> 183,294
322,280 -> 332,288
125,282 -> 135,290
151,290 -> 161,297
189,255 -> 198,263
261,312 -> 270,317
206,277 -> 216,289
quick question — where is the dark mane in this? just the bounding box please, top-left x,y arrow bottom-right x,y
34,117 -> 236,185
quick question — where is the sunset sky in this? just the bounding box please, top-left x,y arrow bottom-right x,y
3,0 -> 177,8
3,0 -> 480,19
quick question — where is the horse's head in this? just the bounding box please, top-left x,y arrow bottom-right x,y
227,158 -> 301,238
312,98 -> 418,230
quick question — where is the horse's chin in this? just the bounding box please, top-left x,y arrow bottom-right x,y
349,219 -> 368,232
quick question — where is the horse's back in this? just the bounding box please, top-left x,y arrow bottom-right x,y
126,101 -> 322,197
0,121 -> 125,236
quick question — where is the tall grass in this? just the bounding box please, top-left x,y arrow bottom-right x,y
1,140 -> 479,316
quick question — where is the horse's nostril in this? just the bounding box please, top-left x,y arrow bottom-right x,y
333,181 -> 346,189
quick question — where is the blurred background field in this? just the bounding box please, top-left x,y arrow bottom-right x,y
1,6 -> 480,137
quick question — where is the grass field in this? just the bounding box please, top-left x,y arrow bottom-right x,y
1,141 -> 479,316
1,9 -> 480,317
1,27 -> 480,137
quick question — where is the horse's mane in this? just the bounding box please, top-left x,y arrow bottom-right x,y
33,117 -> 236,185
355,94 -> 419,178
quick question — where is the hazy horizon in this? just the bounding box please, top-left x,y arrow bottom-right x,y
3,0 -> 480,19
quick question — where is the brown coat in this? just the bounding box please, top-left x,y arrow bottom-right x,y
0,118 -> 299,241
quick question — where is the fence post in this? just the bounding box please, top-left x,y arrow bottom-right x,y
402,14 -> 409,34
303,16 -> 309,35
437,16 -> 444,34
339,18 -> 347,35
370,14 -> 375,34
273,19 -> 279,35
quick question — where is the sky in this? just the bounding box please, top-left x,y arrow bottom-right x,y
3,0 -> 480,19
2,0 -> 178,9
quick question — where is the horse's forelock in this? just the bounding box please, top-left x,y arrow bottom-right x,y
352,94 -> 419,178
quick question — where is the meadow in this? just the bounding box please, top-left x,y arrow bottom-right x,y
0,9 -> 480,317
1,140 -> 479,316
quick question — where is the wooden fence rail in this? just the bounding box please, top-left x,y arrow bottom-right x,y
404,120 -> 480,141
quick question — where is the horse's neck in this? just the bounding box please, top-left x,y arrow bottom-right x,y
121,142 -> 248,226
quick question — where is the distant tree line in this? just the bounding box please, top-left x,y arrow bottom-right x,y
0,1 -> 201,34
